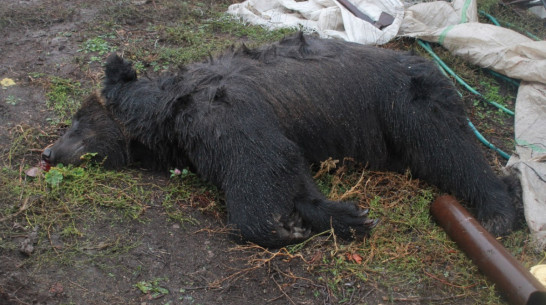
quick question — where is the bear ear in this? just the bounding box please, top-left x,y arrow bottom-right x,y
104,54 -> 137,84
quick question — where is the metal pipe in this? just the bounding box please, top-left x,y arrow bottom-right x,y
430,195 -> 546,305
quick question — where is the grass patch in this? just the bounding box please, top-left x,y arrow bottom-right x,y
153,14 -> 296,66
0,2 -> 76,28
3,124 -> 47,168
44,76 -> 88,125
0,125 -> 204,268
278,162 -> 537,304
78,34 -> 118,63
117,10 -> 296,72
135,277 -> 170,299
4,95 -> 20,106
472,76 -> 516,128
0,161 -> 200,266
478,1 -> 546,40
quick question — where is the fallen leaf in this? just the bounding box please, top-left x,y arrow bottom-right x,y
309,251 -> 322,264
352,253 -> 363,264
25,167 -> 41,177
1,78 -> 16,87
49,282 -> 64,294
346,253 -> 363,264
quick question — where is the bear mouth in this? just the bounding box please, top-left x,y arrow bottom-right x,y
40,159 -> 51,172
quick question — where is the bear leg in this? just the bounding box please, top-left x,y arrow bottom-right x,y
293,177 -> 378,240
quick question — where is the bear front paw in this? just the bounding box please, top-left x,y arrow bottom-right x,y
335,207 -> 379,239
274,212 -> 312,241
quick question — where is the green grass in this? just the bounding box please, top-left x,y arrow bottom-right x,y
0,161 -> 200,266
0,124 -> 201,267
126,16 -> 296,72
478,0 -> 545,40
44,76 -> 88,124
472,76 -> 516,128
284,164 -> 538,304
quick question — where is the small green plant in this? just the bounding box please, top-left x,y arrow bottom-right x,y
45,164 -> 85,187
28,72 -> 46,79
78,35 -> 117,62
5,95 -> 20,106
135,278 -> 169,299
44,153 -> 101,187
169,168 -> 189,178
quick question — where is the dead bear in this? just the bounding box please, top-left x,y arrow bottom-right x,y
42,33 -> 519,247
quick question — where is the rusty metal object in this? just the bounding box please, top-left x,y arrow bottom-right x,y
430,195 -> 546,305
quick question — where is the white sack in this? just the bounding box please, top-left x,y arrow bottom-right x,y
400,10 -> 546,84
506,82 -> 546,249
227,0 -> 405,45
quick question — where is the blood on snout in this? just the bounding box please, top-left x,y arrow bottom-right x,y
40,159 -> 51,172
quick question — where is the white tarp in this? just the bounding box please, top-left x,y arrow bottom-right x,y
227,0 -> 546,249
227,0 -> 405,45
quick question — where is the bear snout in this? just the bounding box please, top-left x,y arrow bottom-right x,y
42,147 -> 52,161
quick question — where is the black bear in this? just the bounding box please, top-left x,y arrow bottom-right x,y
42,33 -> 518,247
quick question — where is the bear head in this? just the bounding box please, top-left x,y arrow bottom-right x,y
42,93 -> 129,169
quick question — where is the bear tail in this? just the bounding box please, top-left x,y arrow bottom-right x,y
104,54 -> 137,84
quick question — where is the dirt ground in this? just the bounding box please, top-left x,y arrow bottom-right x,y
0,1 -> 542,305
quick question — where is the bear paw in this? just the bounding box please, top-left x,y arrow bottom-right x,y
481,213 -> 515,237
275,212 -> 312,241
335,208 -> 379,239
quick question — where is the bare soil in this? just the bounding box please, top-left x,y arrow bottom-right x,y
0,1 -> 537,305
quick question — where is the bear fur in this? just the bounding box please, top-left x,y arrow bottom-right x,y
43,33 -> 518,247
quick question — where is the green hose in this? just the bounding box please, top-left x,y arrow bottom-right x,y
479,10 -> 541,41
417,40 -> 515,116
416,40 -> 512,160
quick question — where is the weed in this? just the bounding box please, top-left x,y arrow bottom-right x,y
28,72 -> 46,79
478,0 -> 500,12
135,278 -> 169,299
5,95 -> 20,106
169,168 -> 189,178
78,35 -> 117,62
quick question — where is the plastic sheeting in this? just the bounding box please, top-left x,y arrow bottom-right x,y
227,0 -> 546,249
227,0 -> 405,45
507,82 -> 546,250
